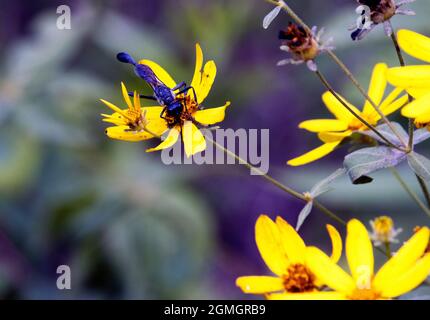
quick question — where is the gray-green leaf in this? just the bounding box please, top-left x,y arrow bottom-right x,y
263,5 -> 282,29
407,152 -> 430,181
296,202 -> 313,231
344,146 -> 406,184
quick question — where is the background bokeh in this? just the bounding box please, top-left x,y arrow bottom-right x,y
0,0 -> 430,299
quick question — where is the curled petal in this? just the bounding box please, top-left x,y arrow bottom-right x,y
327,224 -> 342,263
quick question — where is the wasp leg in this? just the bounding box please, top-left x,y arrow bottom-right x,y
172,81 -> 187,92
176,86 -> 198,105
128,91 -> 157,101
160,107 -> 167,120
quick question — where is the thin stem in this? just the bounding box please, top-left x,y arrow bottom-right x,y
206,136 -> 346,225
315,70 -> 403,151
389,167 -> 430,218
266,0 -> 409,148
384,242 -> 391,259
416,175 -> 430,208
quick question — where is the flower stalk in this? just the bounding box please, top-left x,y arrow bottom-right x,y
265,0 -> 409,148
389,25 -> 430,209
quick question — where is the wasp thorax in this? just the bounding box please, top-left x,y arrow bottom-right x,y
279,23 -> 319,61
358,0 -> 396,23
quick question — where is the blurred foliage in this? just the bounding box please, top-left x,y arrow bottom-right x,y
0,0 -> 429,299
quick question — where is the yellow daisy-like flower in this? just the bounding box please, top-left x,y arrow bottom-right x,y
101,44 -> 230,157
306,219 -> 430,300
288,63 -> 408,166
387,29 -> 430,128
101,82 -> 168,141
236,215 -> 344,300
139,44 -> 230,157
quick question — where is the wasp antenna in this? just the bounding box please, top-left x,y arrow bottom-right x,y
116,52 -> 136,65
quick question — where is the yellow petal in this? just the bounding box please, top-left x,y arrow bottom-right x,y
287,141 -> 342,167
377,94 -> 408,118
366,88 -> 404,122
236,276 -> 284,294
298,119 -> 349,133
414,113 -> 430,126
141,106 -> 165,118
182,121 -> 206,157
398,29 -> 430,63
268,291 -> 347,300
190,43 -> 204,91
276,216 -> 306,264
378,254 -> 430,298
121,82 -> 133,110
373,227 -> 429,291
401,92 -> 430,118
387,66 -> 430,88
105,125 -> 153,142
255,215 -> 290,276
194,60 -> 217,104
322,91 -> 361,122
100,99 -> 133,122
407,87 -> 430,99
318,131 -> 351,143
305,246 -> 355,294
193,102 -> 230,125
327,224 -> 342,263
138,59 -> 177,89
146,127 -> 180,152
133,90 -> 141,111
346,219 -> 374,287
362,63 -> 388,117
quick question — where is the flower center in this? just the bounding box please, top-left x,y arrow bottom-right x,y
373,216 -> 394,239
348,288 -> 381,300
124,109 -> 148,131
282,264 -> 317,293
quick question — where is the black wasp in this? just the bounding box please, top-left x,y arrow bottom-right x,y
116,52 -> 198,126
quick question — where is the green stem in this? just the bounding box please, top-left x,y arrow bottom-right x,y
389,25 -> 430,210
384,242 -> 391,259
389,167 -> 430,218
206,136 -> 346,225
266,0 -> 409,148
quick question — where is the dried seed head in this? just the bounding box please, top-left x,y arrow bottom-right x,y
277,23 -> 334,71
279,23 -> 319,61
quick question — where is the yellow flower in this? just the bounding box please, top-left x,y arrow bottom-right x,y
306,219 -> 430,300
139,43 -> 230,157
288,63 -> 408,166
387,30 -> 430,128
236,215 -> 344,300
101,44 -> 230,157
101,82 -> 168,142
369,216 -> 402,246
